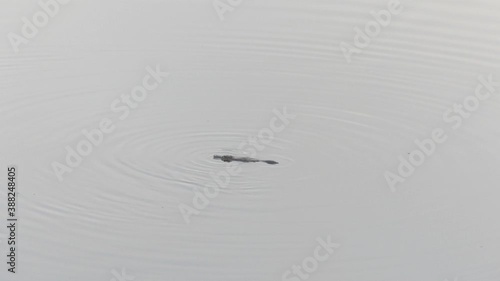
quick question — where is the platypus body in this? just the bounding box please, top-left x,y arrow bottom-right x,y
213,155 -> 278,165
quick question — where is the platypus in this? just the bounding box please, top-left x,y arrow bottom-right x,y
213,155 -> 278,165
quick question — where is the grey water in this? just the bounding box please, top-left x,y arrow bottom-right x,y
1,0 -> 500,280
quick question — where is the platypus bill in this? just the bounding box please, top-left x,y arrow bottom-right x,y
213,155 -> 278,165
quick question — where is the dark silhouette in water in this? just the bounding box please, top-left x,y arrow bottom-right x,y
213,155 -> 278,165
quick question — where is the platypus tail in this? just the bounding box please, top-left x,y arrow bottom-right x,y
262,160 -> 279,165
